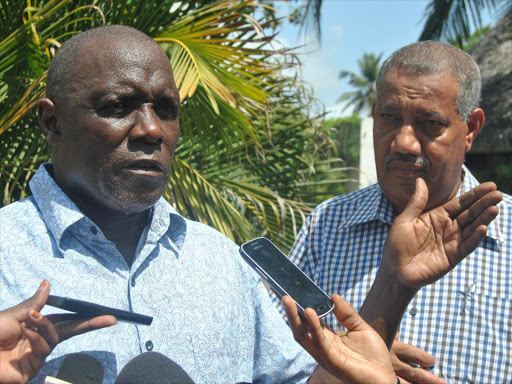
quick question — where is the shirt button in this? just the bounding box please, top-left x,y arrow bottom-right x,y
409,307 -> 418,316
90,226 -> 98,235
130,278 -> 136,287
145,340 -> 154,351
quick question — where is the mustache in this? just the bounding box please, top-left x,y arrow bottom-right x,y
384,153 -> 431,168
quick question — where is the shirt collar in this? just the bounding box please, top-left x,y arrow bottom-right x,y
29,163 -> 187,253
30,163 -> 89,248
339,184 -> 395,228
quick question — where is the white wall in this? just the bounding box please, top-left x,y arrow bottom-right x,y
359,117 -> 377,188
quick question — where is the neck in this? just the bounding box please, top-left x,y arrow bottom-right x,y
68,192 -> 150,268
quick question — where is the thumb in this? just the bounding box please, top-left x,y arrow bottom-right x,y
397,178 -> 429,222
331,294 -> 371,333
3,280 -> 50,321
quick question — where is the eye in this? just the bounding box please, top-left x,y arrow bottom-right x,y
381,113 -> 396,121
97,101 -> 132,118
156,102 -> 178,121
419,119 -> 443,134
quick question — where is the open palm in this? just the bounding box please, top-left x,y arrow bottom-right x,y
383,178 -> 501,290
283,294 -> 396,384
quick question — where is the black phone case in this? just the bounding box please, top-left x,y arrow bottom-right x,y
46,295 -> 153,325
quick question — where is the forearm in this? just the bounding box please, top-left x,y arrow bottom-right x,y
359,267 -> 418,349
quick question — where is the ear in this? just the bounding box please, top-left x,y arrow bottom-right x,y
38,98 -> 60,145
371,100 -> 376,118
465,108 -> 485,152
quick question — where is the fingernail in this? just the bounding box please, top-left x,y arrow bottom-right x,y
32,310 -> 41,319
38,280 -> 47,290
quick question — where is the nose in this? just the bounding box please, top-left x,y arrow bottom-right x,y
129,105 -> 164,144
390,124 -> 421,155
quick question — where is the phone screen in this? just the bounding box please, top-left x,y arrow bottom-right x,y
240,238 -> 334,317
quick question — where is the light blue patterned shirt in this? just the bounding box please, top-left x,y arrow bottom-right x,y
0,163 -> 315,383
285,165 -> 511,383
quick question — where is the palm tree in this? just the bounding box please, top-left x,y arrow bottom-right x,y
0,0 -> 346,250
337,52 -> 383,116
419,0 -> 511,44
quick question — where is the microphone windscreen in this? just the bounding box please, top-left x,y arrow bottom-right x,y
115,352 -> 195,384
56,353 -> 104,384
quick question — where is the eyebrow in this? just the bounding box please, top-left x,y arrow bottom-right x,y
380,104 -> 444,119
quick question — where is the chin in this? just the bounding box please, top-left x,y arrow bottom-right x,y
108,188 -> 164,214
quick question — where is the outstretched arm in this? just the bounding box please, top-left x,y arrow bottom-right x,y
283,294 -> 397,384
0,280 -> 116,384
359,178 -> 502,347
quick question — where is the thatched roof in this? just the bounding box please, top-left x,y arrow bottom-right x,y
470,16 -> 512,154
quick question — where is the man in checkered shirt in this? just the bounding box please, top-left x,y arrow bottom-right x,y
289,41 -> 511,383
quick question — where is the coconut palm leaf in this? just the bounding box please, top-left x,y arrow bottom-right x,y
0,0 -> 349,250
418,0 -> 510,44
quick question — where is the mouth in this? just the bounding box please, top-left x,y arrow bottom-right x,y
387,161 -> 427,178
123,159 -> 166,177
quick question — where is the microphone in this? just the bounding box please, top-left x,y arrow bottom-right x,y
115,351 -> 195,384
54,353 -> 104,384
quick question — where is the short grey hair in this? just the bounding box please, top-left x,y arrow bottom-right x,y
376,41 -> 481,122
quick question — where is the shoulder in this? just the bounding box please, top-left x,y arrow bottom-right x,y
0,197 -> 49,262
313,184 -> 381,213
0,197 -> 43,235
304,184 -> 382,228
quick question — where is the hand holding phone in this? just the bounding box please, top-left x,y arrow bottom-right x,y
46,295 -> 153,326
240,237 -> 334,318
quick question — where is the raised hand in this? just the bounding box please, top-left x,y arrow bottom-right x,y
0,281 -> 116,384
359,178 -> 503,347
283,294 -> 397,384
382,178 -> 502,290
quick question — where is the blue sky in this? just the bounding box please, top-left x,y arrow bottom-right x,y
275,0 -> 496,118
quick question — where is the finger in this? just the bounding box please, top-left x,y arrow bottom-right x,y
303,307 -> 337,366
443,182 -> 497,218
457,192 -> 501,229
3,280 -> 50,321
282,296 -> 316,356
55,315 -> 117,343
396,364 -> 447,384
282,296 -> 304,334
46,313 -> 85,324
459,224 -> 489,258
397,178 -> 428,222
392,339 -> 435,368
25,309 -> 59,350
330,294 -> 370,333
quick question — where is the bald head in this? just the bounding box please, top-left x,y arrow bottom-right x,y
376,41 -> 481,122
46,25 -> 162,104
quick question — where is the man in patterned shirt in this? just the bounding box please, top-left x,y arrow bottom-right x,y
288,41 -> 511,383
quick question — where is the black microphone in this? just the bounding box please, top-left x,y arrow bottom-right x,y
55,353 -> 104,384
115,351 -> 195,384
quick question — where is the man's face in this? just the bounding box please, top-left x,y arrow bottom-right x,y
50,38 -> 180,213
372,69 -> 473,214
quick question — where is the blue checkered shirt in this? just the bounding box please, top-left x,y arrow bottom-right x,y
288,166 -> 511,383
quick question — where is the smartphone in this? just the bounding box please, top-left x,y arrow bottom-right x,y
46,295 -> 153,326
240,237 -> 334,318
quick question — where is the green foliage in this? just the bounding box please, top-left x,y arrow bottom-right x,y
450,25 -> 491,51
419,0 -> 511,45
0,0 -> 348,251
